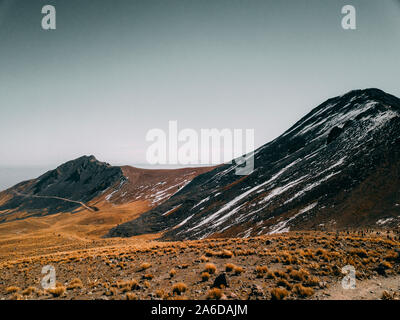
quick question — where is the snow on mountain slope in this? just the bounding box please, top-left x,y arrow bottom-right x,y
0,156 -> 213,223
107,88 -> 400,240
101,165 -> 214,208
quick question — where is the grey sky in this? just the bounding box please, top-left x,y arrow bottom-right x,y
1,0 -> 400,174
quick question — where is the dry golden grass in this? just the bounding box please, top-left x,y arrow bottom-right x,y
10,293 -> 23,300
6,286 -> 20,294
171,295 -> 188,300
350,248 -> 368,258
205,249 -> 217,257
201,272 -> 210,282
270,287 -> 289,300
155,289 -> 164,298
292,284 -> 314,297
116,280 -> 140,292
289,268 -> 309,281
234,265 -> 244,275
273,270 -> 289,279
384,251 -> 399,261
126,292 -> 138,300
1,230 -> 399,300
207,288 -> 223,300
225,263 -> 236,272
256,266 -> 269,278
47,286 -> 66,297
204,263 -> 217,274
276,279 -> 292,290
139,262 -> 152,271
169,268 -> 177,278
105,287 -> 118,296
67,278 -> 83,290
22,286 -> 37,296
380,290 -> 398,300
172,282 -> 188,295
219,249 -> 234,258
381,261 -> 393,269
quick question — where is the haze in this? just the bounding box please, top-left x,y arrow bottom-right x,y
1,0 -> 400,190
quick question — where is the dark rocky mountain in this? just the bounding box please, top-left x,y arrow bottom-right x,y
0,156 -> 124,220
107,88 -> 400,240
0,156 -> 213,224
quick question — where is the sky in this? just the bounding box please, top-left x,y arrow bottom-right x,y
0,0 -> 400,189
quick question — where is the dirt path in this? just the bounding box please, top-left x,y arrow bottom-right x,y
315,275 -> 400,300
12,191 -> 96,212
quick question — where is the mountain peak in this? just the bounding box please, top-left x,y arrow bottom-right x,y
0,155 -> 124,216
280,88 -> 400,143
343,88 -> 398,100
59,155 -> 104,166
108,89 -> 400,240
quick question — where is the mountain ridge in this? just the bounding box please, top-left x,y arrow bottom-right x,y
0,155 -> 214,225
107,88 -> 400,240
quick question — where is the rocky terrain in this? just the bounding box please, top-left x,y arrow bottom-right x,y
0,156 -> 213,226
0,156 -> 123,217
1,88 -> 400,301
108,89 -> 400,240
1,231 -> 399,300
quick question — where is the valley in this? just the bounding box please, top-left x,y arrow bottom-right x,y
1,231 -> 399,300
1,88 -> 400,300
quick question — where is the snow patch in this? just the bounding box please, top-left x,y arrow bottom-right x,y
376,218 -> 394,225
175,214 -> 195,228
268,202 -> 317,234
162,204 -> 182,216
192,196 -> 210,209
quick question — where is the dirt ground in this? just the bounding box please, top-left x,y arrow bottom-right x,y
1,230 -> 399,300
315,274 -> 400,300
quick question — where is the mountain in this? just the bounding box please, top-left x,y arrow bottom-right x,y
107,88 -> 400,240
0,155 -> 213,224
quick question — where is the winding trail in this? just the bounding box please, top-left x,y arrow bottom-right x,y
12,191 -> 96,212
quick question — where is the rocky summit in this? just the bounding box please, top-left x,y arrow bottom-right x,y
108,89 -> 400,240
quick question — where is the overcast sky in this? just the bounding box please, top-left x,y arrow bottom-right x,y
1,0 -> 400,176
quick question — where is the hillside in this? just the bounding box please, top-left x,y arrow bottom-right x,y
108,88 -> 400,240
0,156 -> 213,236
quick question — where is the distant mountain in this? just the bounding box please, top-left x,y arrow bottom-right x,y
0,155 -> 213,223
107,88 -> 400,240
